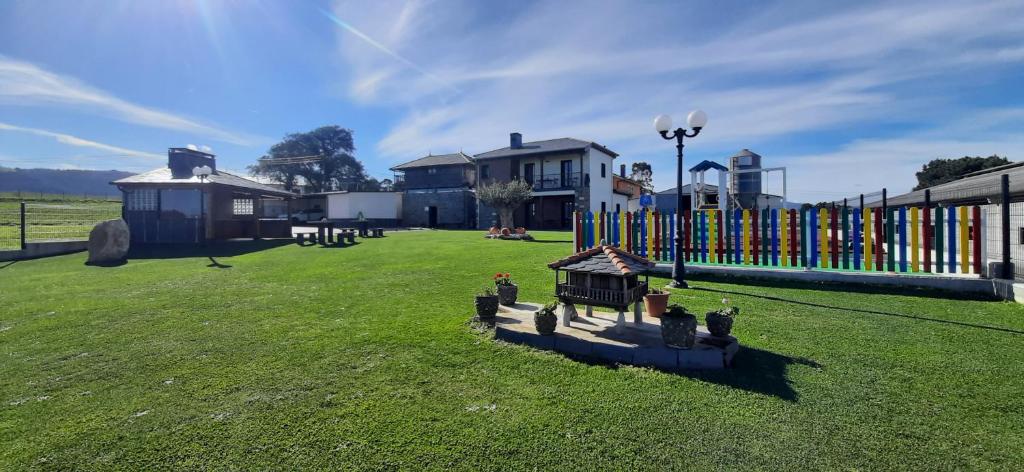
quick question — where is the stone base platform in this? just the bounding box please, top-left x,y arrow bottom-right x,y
494,302 -> 739,370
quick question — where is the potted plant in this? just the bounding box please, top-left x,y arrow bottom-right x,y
494,272 -> 518,306
643,287 -> 670,318
475,286 -> 499,320
660,304 -> 697,349
534,302 -> 558,335
706,298 -> 738,337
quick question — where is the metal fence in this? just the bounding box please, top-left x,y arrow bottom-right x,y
0,200 -> 122,251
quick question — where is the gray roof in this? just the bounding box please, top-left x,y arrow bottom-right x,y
548,245 -> 654,276
390,152 -> 474,171
474,138 -> 619,160
731,148 -> 762,159
657,184 -> 719,195
112,168 -> 294,198
872,162 -> 1024,208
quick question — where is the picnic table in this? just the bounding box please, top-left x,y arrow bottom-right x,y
309,220 -> 335,244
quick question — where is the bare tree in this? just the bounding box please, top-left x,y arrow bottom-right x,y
477,180 -> 533,229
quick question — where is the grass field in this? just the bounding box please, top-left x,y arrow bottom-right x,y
0,195 -> 121,250
1,230 -> 1023,469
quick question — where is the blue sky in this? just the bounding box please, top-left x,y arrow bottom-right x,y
1,0 -> 1023,202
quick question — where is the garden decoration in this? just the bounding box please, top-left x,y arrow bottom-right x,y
494,272 -> 518,305
705,298 -> 738,337
643,287 -> 670,318
534,302 -> 558,335
475,286 -> 499,320
660,304 -> 697,349
548,245 -> 655,328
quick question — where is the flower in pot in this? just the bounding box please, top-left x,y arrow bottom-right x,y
494,272 -> 518,306
534,302 -> 558,335
475,286 -> 499,320
705,298 -> 738,337
660,304 -> 697,349
643,287 -> 670,318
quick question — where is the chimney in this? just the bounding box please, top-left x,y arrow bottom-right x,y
168,147 -> 216,179
510,132 -> 523,149
620,164 -> 626,177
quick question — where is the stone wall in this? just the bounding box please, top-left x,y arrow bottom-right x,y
403,189 -> 475,228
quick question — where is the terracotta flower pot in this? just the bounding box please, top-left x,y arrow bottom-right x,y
661,310 -> 697,349
643,292 -> 670,318
475,295 -> 499,320
534,308 -> 557,335
497,284 -> 518,306
500,227 -> 512,236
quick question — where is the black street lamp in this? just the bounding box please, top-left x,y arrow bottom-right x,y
654,110 -> 707,289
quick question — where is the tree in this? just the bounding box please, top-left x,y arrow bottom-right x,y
914,155 -> 1010,190
630,162 -> 654,191
477,179 -> 533,229
249,126 -> 370,193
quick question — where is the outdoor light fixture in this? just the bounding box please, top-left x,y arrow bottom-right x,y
192,165 -> 213,182
653,109 -> 707,289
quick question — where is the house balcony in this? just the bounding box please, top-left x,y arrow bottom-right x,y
555,282 -> 648,308
525,172 -> 583,192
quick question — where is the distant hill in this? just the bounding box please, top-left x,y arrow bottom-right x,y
0,166 -> 133,197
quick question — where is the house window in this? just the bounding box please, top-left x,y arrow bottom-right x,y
428,168 -> 438,174
480,165 -> 490,180
159,189 -> 202,218
233,198 -> 254,216
601,163 -> 606,178
126,189 -> 157,211
601,202 -> 606,213
616,203 -> 621,213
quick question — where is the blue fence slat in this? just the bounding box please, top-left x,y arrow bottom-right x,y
771,209 -> 779,266
809,209 -> 818,268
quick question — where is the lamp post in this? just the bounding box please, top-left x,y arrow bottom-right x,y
193,165 -> 212,243
654,110 -> 707,289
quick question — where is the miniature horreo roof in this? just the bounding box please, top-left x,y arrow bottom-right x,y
548,246 -> 655,276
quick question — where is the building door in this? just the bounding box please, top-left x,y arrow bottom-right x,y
560,160 -> 573,188
428,206 -> 438,227
561,201 -> 573,229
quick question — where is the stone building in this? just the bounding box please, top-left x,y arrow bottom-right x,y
390,152 -> 476,228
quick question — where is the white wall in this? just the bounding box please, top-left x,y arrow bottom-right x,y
326,192 -> 402,219
611,193 -> 629,214
587,147 -> 615,214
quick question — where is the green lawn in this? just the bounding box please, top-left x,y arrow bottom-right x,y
1,230 -> 1023,470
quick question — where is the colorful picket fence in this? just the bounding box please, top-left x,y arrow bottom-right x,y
572,206 -> 986,275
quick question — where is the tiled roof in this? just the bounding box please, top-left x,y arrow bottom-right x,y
390,152 -> 474,171
548,245 -> 654,275
474,137 -> 619,160
112,167 -> 295,198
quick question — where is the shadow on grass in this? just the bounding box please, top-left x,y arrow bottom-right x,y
127,239 -> 292,260
525,239 -> 572,244
663,271 -> 1000,302
690,346 -> 820,402
0,260 -> 16,270
691,285 -> 1024,336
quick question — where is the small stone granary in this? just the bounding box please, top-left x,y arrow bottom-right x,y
548,245 -> 655,327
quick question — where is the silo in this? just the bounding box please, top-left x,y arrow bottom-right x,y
729,149 -> 762,209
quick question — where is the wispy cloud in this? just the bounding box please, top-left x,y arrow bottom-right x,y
0,56 -> 259,145
330,0 -> 1024,199
0,122 -> 163,160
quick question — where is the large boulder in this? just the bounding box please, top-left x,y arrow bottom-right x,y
87,219 -> 130,264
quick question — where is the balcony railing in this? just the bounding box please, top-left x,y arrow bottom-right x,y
526,172 -> 583,191
555,282 -> 648,308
